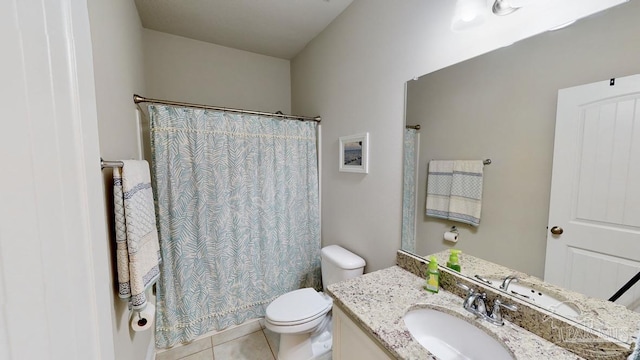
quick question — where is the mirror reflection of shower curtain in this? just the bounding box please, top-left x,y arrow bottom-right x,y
148,104 -> 321,348
402,129 -> 419,253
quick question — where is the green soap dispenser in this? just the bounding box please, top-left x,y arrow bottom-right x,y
424,256 -> 440,293
447,249 -> 462,272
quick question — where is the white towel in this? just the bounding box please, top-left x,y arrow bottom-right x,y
426,160 -> 484,226
114,160 -> 161,310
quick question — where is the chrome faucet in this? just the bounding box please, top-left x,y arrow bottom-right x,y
457,282 -> 518,326
467,292 -> 488,315
458,283 -> 488,318
500,275 -> 518,291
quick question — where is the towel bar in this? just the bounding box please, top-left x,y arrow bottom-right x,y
101,158 -> 124,169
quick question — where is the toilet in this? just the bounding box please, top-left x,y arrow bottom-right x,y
265,245 -> 366,360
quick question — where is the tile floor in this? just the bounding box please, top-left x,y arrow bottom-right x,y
156,318 -> 332,360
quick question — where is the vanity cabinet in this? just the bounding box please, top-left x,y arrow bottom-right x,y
332,305 -> 394,360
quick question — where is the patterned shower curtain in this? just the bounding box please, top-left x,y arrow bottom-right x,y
401,128 -> 418,253
149,104 -> 321,348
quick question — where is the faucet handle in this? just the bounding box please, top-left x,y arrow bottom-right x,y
474,274 -> 493,285
456,282 -> 473,295
494,299 -> 518,312
497,299 -> 518,311
488,299 -> 518,325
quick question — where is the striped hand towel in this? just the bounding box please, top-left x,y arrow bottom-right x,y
114,160 -> 161,310
449,160 -> 484,226
426,160 -> 484,226
425,160 -> 454,220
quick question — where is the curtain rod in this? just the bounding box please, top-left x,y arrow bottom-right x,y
133,94 -> 321,123
406,125 -> 421,130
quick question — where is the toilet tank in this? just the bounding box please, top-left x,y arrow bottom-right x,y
321,245 -> 366,292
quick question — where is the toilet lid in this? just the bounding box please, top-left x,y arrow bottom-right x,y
266,288 -> 332,325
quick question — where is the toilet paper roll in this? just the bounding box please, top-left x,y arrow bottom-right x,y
131,302 -> 154,332
444,231 -> 458,243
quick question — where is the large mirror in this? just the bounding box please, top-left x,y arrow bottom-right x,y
402,0 -> 640,340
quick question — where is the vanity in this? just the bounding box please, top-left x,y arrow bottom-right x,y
327,250 -> 640,360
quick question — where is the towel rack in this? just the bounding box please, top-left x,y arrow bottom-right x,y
101,158 -> 124,169
431,159 -> 491,165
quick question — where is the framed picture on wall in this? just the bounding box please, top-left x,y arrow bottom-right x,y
339,132 -> 369,174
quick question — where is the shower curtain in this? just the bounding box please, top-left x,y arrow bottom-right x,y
149,104 -> 321,348
402,128 -> 418,253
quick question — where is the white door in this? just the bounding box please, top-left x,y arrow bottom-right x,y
0,0 -> 114,359
544,74 -> 640,310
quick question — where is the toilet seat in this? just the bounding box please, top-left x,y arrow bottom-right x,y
266,288 -> 332,326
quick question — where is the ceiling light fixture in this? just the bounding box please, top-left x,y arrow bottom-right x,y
451,0 -> 486,32
492,0 -> 521,16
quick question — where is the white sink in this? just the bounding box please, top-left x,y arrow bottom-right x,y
479,277 -> 580,319
508,283 -> 580,318
403,307 -> 515,360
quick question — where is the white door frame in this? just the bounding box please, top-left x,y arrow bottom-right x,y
0,0 -> 114,358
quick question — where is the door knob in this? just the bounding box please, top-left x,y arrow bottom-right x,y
550,226 -> 564,235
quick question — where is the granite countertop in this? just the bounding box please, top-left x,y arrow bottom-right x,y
429,251 -> 640,344
327,266 -> 584,360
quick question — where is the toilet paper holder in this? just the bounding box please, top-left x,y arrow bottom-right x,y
444,226 -> 459,243
137,314 -> 148,327
128,300 -> 150,327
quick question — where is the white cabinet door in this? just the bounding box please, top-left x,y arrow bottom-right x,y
544,74 -> 640,310
332,305 -> 394,360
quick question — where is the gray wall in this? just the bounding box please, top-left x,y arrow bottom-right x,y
290,0 -> 529,273
407,0 -> 640,278
87,0 -> 151,358
290,0 -> 633,272
142,29 -> 291,114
